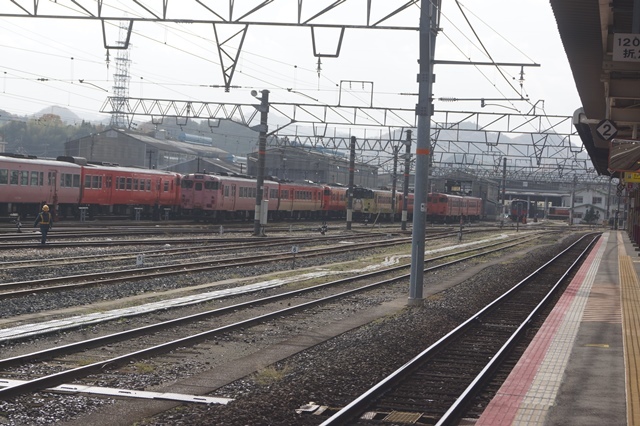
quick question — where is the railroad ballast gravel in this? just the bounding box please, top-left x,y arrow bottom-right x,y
0,231 -> 580,425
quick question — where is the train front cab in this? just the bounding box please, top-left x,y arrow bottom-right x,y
427,193 -> 450,223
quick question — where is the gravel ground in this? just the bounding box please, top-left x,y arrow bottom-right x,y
0,230 -> 576,426
133,232 -> 578,426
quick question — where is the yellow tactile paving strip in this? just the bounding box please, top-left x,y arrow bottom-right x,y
618,231 -> 640,425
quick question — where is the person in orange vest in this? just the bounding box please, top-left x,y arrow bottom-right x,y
34,205 -> 53,245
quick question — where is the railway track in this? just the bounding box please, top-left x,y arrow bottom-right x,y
319,232 -> 599,425
0,233 -> 384,270
0,224 -> 494,248
0,233 -> 542,401
0,230 -> 505,299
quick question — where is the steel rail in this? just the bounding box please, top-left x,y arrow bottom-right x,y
435,234 -> 599,425
0,233 -> 379,269
0,230 -> 486,298
319,233 -> 599,425
0,235 -> 538,400
1,235 -> 536,342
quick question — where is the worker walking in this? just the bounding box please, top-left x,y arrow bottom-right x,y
34,205 -> 53,245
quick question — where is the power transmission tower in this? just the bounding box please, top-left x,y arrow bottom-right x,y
110,23 -> 132,129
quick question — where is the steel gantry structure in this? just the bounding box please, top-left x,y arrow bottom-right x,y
98,95 -> 599,182
0,0 -> 421,92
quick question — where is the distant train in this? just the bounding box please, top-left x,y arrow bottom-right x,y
351,188 -> 482,223
1,154 -> 488,225
180,173 -> 327,221
547,206 -> 571,220
509,199 -> 537,222
427,192 -> 483,223
0,154 -> 181,219
351,187 -> 414,222
179,175 -> 414,222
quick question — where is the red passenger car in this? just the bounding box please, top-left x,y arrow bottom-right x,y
275,181 -> 324,219
427,192 -> 483,223
0,154 -> 82,217
322,184 -> 348,219
180,173 -> 279,220
80,163 -> 181,218
396,192 -> 414,220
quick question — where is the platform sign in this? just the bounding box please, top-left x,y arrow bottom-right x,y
623,172 -> 640,183
613,33 -> 640,62
596,119 -> 618,141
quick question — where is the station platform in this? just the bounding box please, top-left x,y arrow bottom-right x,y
476,231 -> 639,426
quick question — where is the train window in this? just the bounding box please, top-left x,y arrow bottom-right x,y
146,179 -> 151,191
133,179 -> 139,191
195,182 -> 203,191
224,185 -> 229,196
126,178 -> 132,190
0,169 -> 7,184
10,170 -> 18,185
92,176 -> 102,189
20,171 -> 29,185
84,176 -> 92,188
439,197 -> 446,203
73,174 -> 80,188
164,181 -> 169,192
65,174 -> 73,188
182,180 -> 194,189
47,172 -> 55,186
30,171 -> 39,186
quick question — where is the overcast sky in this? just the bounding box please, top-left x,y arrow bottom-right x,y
0,0 -> 580,131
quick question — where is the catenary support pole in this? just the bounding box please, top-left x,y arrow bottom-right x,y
402,130 -> 412,231
391,144 -> 399,223
253,90 -> 269,236
408,0 -> 440,304
346,136 -> 356,230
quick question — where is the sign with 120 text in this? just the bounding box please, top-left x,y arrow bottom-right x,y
613,33 -> 640,62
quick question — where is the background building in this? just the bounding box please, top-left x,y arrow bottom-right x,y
65,129 -> 228,170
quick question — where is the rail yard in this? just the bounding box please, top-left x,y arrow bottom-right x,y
0,220 -> 599,425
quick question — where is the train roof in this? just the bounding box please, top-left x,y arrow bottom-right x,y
429,192 -> 483,200
0,154 -> 83,169
183,173 -> 279,185
83,162 -> 180,176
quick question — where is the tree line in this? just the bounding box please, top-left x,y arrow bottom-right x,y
0,114 -> 106,157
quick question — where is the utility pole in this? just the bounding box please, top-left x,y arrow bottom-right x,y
391,144 -> 399,223
408,0 -> 440,304
346,136 -> 356,230
253,89 -> 269,236
402,130 -> 412,231
570,174 -> 577,227
501,157 -> 507,224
